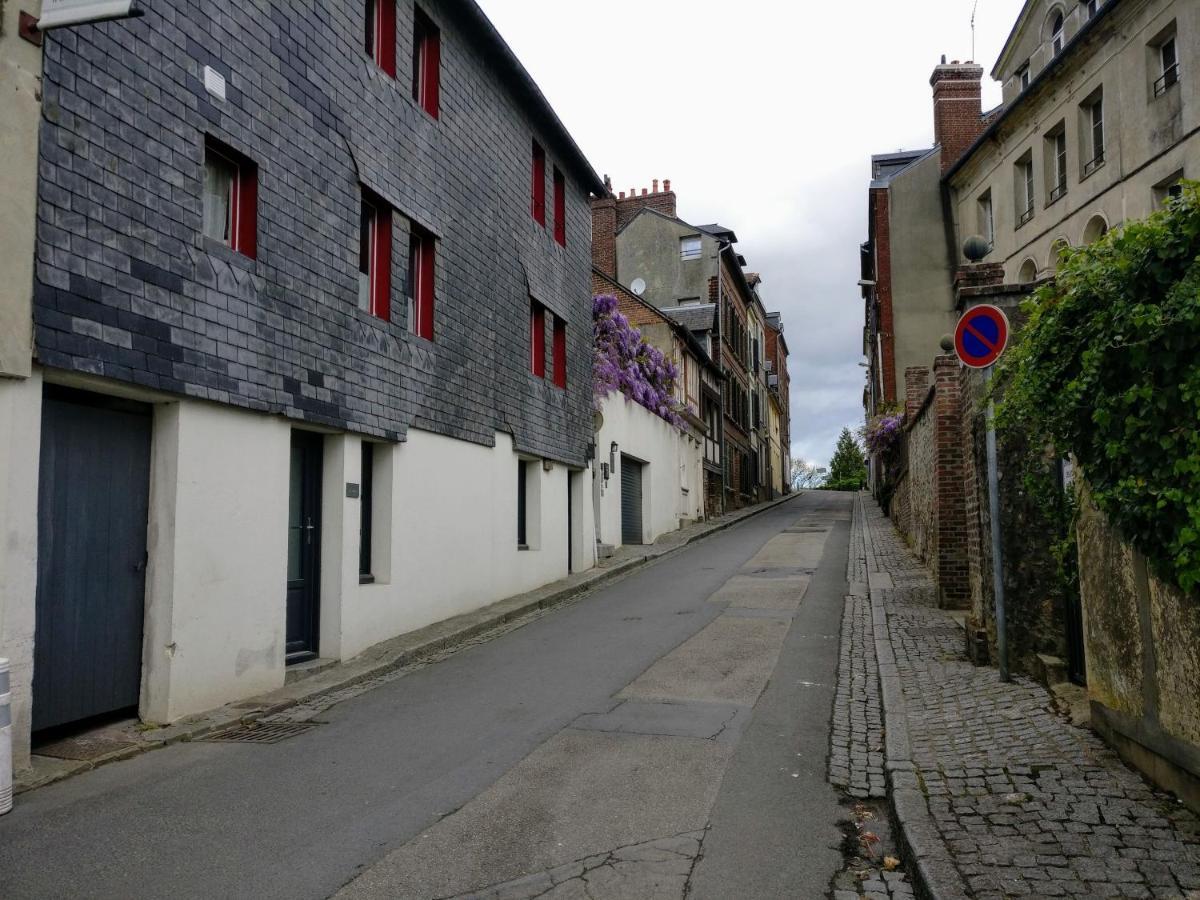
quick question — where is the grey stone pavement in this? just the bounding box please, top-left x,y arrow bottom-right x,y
0,491 -> 854,900
854,494 -> 1200,900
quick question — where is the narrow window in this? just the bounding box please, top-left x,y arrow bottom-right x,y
1083,0 -> 1097,21
365,0 -> 396,77
412,7 -> 440,119
1082,93 -> 1104,175
680,236 -> 702,260
1051,11 -> 1064,56
1016,154 -> 1035,225
977,190 -> 994,248
530,301 -> 545,377
203,138 -> 257,259
359,189 -> 392,320
552,168 -> 566,247
1017,62 -> 1031,91
517,461 -> 527,548
408,225 -> 435,340
552,316 -> 566,388
359,442 -> 374,579
531,141 -> 546,225
1155,35 -> 1178,96
1045,125 -> 1067,203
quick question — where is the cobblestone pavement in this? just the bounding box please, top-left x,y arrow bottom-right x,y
861,497 -> 1200,899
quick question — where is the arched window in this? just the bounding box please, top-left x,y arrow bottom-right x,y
1051,11 -> 1065,55
1018,258 -> 1039,284
1082,214 -> 1109,244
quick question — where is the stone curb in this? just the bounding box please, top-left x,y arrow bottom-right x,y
15,492 -> 800,797
856,493 -> 971,900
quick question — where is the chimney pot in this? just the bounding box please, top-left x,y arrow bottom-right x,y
641,188 -> 648,196
652,178 -> 659,192
619,191 -> 625,199
663,179 -> 671,192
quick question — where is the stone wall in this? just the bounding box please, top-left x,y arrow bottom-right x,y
1078,490 -> 1200,811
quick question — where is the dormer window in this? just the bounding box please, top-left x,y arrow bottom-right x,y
1051,11 -> 1065,56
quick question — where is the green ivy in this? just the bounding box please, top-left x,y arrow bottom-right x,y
997,182 -> 1200,593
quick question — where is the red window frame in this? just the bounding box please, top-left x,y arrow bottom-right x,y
530,301 -> 546,377
360,188 -> 392,321
552,315 -> 567,388
408,225 -> 435,341
412,8 -> 440,119
366,0 -> 397,77
204,137 -> 257,260
552,168 -> 566,247
531,141 -> 546,226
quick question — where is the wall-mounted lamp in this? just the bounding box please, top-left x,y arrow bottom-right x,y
609,441 -> 619,472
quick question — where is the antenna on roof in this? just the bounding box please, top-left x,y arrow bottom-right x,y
971,0 -> 980,62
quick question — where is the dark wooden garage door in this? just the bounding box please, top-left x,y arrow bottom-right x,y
621,456 -> 643,545
34,388 -> 151,732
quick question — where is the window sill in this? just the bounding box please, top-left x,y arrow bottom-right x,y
359,573 -> 376,585
1015,210 -> 1035,231
517,544 -> 531,552
1045,188 -> 1067,209
1081,158 -> 1106,182
201,235 -> 256,271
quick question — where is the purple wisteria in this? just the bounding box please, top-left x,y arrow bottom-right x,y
862,409 -> 905,454
593,294 -> 685,428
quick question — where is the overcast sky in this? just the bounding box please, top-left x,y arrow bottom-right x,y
477,0 -> 1026,467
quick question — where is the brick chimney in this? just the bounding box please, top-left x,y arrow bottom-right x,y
614,177 -> 677,231
931,60 -> 985,174
591,175 -> 617,278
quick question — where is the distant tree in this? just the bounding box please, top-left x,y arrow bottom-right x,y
790,459 -> 824,490
823,428 -> 867,491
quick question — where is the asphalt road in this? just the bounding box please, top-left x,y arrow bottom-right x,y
0,491 -> 852,899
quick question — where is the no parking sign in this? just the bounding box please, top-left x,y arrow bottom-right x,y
954,305 -> 1010,368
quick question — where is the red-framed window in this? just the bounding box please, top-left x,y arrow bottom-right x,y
552,168 -> 566,247
530,301 -> 546,377
408,224 -> 435,340
531,141 -> 546,225
365,0 -> 396,77
202,137 -> 257,259
412,7 -> 440,119
552,315 -> 566,387
359,188 -> 392,320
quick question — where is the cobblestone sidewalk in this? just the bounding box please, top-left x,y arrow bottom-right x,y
859,495 -> 1200,899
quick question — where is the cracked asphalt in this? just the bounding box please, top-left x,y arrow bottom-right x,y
0,491 -> 851,899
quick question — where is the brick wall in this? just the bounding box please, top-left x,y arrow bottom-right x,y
932,355 -> 969,608
613,179 -> 676,231
870,187 -> 897,403
33,0 -> 596,465
930,61 -> 985,175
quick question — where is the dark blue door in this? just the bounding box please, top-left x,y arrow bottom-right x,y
34,388 -> 151,732
286,432 -> 322,662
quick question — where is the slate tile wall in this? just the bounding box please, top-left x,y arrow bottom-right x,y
33,0 -> 596,465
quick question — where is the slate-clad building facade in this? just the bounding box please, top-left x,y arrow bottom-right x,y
0,0 -> 604,768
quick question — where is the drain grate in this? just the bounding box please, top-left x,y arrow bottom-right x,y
199,721 -> 321,744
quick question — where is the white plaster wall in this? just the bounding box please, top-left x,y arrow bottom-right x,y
595,395 -> 704,549
0,371 -> 43,769
332,429 -> 596,661
143,401 -> 290,722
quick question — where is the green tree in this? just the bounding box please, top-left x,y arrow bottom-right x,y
824,428 -> 867,491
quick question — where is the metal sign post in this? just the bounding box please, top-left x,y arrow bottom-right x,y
954,304 -> 1012,683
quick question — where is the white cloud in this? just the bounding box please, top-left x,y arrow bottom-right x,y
477,0 -> 1026,465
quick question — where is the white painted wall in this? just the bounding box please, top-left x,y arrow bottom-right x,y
328,429 -> 596,661
142,401 -> 291,722
0,371 -> 43,769
594,395 -> 705,549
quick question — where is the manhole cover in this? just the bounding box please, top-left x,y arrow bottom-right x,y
200,721 -> 321,744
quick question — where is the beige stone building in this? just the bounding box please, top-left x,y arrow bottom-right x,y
948,0 -> 1197,281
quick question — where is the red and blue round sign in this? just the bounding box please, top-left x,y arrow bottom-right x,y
954,304 -> 1010,368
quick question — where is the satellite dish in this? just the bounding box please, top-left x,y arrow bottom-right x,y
630,278 -> 646,296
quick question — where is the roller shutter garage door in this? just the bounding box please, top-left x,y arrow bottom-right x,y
621,456 -> 643,545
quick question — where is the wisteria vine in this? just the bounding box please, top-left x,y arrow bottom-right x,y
593,294 -> 685,428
